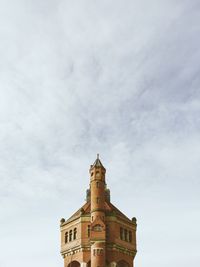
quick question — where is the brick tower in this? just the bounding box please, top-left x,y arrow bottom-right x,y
60,155 -> 137,267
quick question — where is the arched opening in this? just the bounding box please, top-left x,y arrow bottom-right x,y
69,230 -> 72,242
67,260 -> 80,267
73,228 -> 77,240
117,260 -> 130,267
65,232 -> 68,243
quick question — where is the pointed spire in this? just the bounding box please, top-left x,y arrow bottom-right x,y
91,154 -> 105,169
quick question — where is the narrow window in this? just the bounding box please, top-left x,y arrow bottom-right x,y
69,230 -> 72,242
96,197 -> 100,203
96,181 -> 99,188
129,231 -> 132,243
125,229 -> 128,241
65,232 -> 68,243
120,227 -> 123,240
73,228 -> 77,240
87,225 -> 91,237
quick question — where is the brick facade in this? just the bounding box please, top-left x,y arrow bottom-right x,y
60,156 -> 137,267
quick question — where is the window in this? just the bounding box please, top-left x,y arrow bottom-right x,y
65,232 -> 68,243
96,197 -> 100,203
96,181 -> 99,188
73,228 -> 77,240
87,225 -> 91,237
93,249 -> 103,257
96,249 -> 103,256
120,227 -> 123,240
120,227 -> 133,243
69,230 -> 72,242
129,231 -> 132,243
124,229 -> 128,241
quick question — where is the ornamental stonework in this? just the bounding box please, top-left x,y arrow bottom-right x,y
60,156 -> 137,267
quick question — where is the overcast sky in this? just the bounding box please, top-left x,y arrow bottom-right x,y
0,1 -> 200,267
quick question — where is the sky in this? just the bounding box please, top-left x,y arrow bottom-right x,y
0,0 -> 200,267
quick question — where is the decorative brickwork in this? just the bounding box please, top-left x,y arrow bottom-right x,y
60,156 -> 137,267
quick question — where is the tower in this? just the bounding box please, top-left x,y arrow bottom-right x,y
60,156 -> 137,267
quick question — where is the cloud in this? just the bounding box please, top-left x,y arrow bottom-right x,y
0,1 -> 200,267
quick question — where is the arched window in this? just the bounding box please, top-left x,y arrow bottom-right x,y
67,261 -> 80,267
73,228 -> 77,240
69,230 -> 72,242
65,232 -> 68,243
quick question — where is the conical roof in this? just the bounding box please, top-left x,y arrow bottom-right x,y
91,154 -> 105,169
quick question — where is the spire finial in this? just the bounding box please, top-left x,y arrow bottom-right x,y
97,153 -> 99,159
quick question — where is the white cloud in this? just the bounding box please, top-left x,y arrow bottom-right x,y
0,1 -> 199,267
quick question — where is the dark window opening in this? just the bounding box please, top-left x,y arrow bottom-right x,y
129,231 -> 132,242
120,227 -> 133,243
87,225 -> 91,237
69,230 -> 72,242
65,232 -> 68,243
120,227 -> 123,240
124,229 -> 128,241
73,228 -> 77,240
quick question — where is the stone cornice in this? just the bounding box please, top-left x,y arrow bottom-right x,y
61,244 -> 91,256
106,243 -> 137,257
